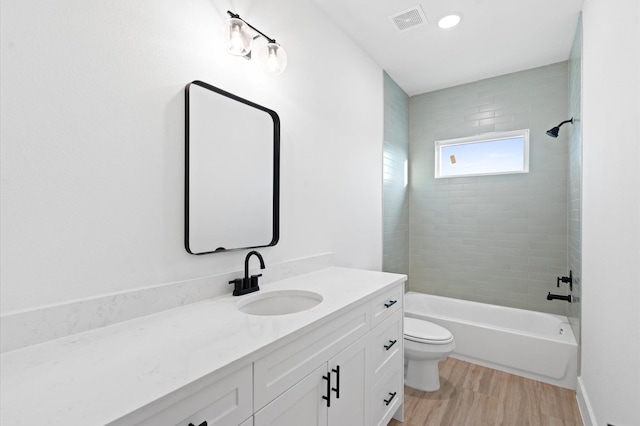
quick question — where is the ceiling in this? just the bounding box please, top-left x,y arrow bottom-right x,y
313,0 -> 584,96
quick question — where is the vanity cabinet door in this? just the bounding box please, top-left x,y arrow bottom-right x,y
254,365 -> 328,426
327,335 -> 368,426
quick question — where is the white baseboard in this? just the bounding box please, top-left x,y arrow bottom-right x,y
577,376 -> 597,426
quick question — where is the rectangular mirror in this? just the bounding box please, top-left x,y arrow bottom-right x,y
185,81 -> 280,254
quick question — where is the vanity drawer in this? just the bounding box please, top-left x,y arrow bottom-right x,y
254,302 -> 370,410
134,363 -> 252,426
371,285 -> 403,327
369,311 -> 402,383
370,359 -> 403,426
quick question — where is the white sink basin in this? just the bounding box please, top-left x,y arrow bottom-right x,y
237,290 -> 323,316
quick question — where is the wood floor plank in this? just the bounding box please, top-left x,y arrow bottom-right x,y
389,357 -> 583,426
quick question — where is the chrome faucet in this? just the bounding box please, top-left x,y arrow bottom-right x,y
229,250 -> 266,296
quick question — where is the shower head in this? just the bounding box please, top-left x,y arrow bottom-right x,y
546,118 -> 574,138
546,127 -> 560,138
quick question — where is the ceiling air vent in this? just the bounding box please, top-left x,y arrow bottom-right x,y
389,6 -> 427,32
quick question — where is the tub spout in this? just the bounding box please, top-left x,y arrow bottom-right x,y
547,292 -> 572,303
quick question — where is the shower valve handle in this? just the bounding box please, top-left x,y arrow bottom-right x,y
556,271 -> 573,291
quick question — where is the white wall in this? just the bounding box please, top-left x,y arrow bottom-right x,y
581,0 -> 640,424
0,0 -> 383,314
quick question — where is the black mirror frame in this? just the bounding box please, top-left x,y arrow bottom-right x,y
184,80 -> 280,255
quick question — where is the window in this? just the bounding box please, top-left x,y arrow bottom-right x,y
435,129 -> 529,178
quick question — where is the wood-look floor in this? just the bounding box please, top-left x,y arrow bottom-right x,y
389,357 -> 583,426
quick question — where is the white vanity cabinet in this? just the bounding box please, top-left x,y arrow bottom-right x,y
1,268 -> 406,426
111,281 -> 403,426
254,284 -> 403,426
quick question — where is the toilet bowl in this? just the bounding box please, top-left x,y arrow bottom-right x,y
404,316 -> 455,392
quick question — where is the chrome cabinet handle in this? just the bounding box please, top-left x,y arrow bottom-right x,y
384,339 -> 397,350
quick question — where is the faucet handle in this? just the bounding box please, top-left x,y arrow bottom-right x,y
229,278 -> 244,296
556,271 -> 573,291
250,274 -> 262,290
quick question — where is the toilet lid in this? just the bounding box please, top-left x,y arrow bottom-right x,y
404,317 -> 453,344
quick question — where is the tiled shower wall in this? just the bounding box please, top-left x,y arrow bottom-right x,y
409,63 -> 570,315
382,72 -> 410,278
567,16 -> 583,350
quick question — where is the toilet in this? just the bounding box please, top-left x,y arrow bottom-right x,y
404,317 -> 456,392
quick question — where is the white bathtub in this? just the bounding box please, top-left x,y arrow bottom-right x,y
404,292 -> 578,390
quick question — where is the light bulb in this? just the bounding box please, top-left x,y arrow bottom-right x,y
266,47 -> 279,72
224,18 -> 251,56
259,42 -> 287,75
229,25 -> 245,54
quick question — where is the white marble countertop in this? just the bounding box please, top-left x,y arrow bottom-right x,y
1,267 -> 406,425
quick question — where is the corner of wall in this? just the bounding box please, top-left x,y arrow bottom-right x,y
382,72 -> 410,281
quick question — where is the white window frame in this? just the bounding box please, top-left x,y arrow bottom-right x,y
434,129 -> 530,179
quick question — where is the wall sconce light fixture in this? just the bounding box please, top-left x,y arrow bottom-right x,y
224,11 -> 288,75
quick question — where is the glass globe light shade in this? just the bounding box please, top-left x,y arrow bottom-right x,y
225,17 -> 252,56
259,42 -> 287,75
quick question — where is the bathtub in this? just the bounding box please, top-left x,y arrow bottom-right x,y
404,292 -> 578,390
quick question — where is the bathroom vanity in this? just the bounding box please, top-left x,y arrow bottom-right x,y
0,267 -> 405,426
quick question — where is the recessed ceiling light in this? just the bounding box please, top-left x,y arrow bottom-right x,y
438,13 -> 462,29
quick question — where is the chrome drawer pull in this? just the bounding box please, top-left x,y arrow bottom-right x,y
384,339 -> 397,351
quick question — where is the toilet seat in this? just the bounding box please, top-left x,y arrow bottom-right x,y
404,317 -> 454,345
